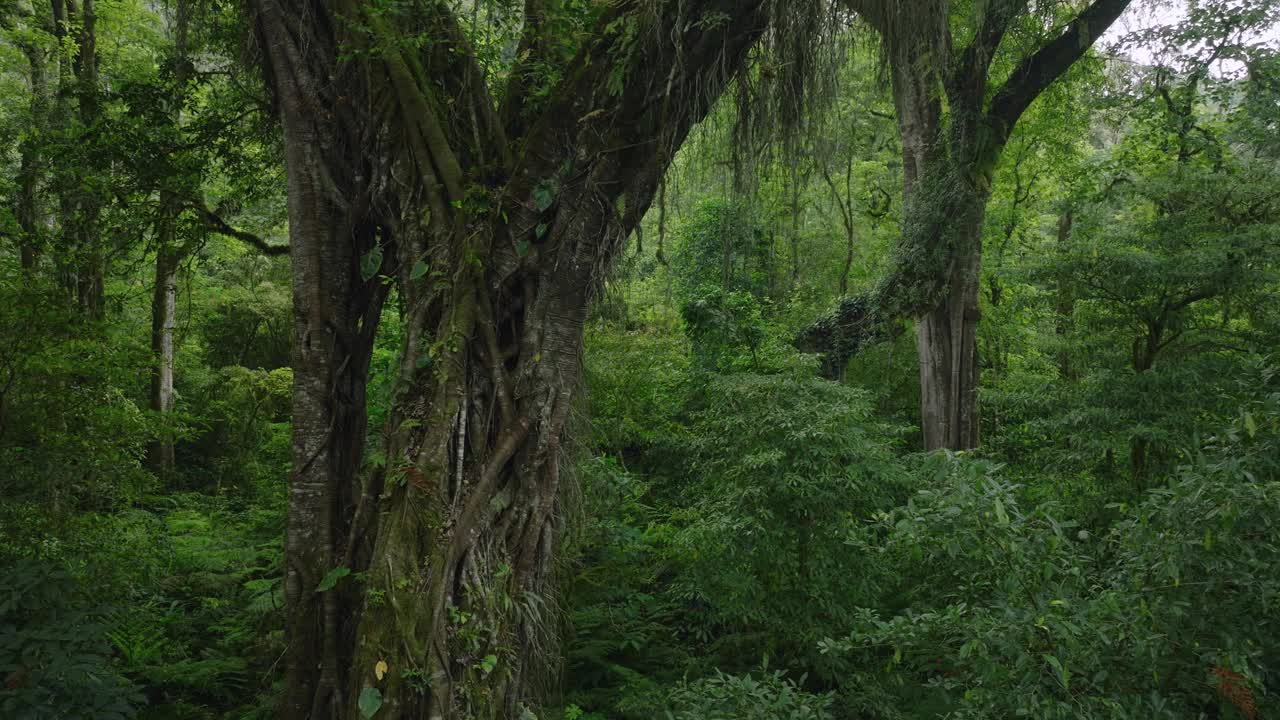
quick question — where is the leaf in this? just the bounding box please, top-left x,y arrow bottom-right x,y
533,182 -> 556,212
480,654 -> 498,674
1244,412 -> 1257,438
409,259 -> 429,281
1044,654 -> 1069,690
515,240 -> 530,258
534,223 -> 548,239
375,660 -> 388,681
994,498 -> 1009,525
316,567 -> 350,592
360,246 -> 384,281
358,687 -> 383,718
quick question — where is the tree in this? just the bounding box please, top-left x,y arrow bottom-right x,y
1042,1 -> 1280,482
249,1 -> 816,716
802,0 -> 1133,449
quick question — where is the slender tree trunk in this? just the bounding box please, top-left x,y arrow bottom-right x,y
147,0 -> 191,476
16,31 -> 49,270
148,238 -> 179,474
60,0 -> 104,318
789,164 -> 803,286
1054,208 -> 1076,380
1128,320 -> 1162,485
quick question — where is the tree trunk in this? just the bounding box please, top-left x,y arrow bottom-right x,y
16,26 -> 50,270
916,233 -> 983,450
1128,320 -> 1162,484
148,238 -> 179,474
252,1 -> 774,716
1054,208 -> 1076,380
147,0 -> 191,477
804,0 -> 1133,449
891,39 -> 988,451
61,0 -> 104,318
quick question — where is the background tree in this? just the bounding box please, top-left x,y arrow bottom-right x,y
802,0 -> 1134,449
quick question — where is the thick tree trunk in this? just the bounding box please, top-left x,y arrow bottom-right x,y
806,0 -> 1132,450
347,243 -> 594,719
254,4 -> 392,710
916,230 -> 983,450
892,41 -> 988,451
275,128 -> 388,720
252,1 -> 773,717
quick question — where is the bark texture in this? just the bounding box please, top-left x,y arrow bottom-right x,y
250,1 -> 778,717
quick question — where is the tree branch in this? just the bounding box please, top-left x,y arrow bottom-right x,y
987,0 -> 1133,141
949,0 -> 1026,106
189,200 -> 289,256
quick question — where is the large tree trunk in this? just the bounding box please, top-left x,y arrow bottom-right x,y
915,225 -> 983,450
890,32 -> 989,451
252,1 -> 775,717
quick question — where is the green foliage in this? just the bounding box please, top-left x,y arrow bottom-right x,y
665,668 -> 833,720
673,374 -> 908,664
822,401 -> 1280,718
0,272 -> 156,517
0,562 -> 142,720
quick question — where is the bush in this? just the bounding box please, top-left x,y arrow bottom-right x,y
0,561 -> 142,720
666,668 -> 833,720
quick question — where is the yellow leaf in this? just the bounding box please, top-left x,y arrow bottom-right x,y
375,660 -> 388,681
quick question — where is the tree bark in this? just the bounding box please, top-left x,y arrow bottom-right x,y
915,216 -> 985,450
890,26 -> 989,452
251,1 -> 776,717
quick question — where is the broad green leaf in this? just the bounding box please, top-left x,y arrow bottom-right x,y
409,259 -> 429,281
316,566 -> 350,592
533,182 -> 556,212
358,687 -> 382,718
360,246 -> 383,281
